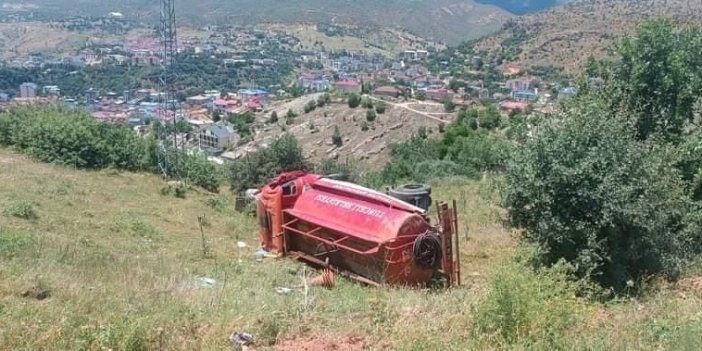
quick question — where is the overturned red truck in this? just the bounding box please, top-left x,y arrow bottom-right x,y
256,171 -> 460,287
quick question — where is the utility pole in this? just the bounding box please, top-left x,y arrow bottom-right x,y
159,0 -> 180,177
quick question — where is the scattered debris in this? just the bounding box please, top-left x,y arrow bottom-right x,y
304,269 -> 335,289
255,247 -> 277,261
197,277 -> 217,288
229,331 -> 255,350
275,287 -> 294,295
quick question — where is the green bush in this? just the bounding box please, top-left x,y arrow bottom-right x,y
303,100 -> 317,113
229,133 -> 308,192
503,100 -> 698,291
375,103 -> 386,114
347,94 -> 361,108
475,253 -> 587,348
478,106 -> 501,130
0,229 -> 34,259
0,106 -> 151,170
268,111 -> 278,124
360,121 -> 369,131
366,109 -> 377,122
314,158 -> 357,182
332,126 -> 343,147
3,200 -> 37,220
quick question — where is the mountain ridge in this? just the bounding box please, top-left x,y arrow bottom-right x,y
0,0 -> 527,44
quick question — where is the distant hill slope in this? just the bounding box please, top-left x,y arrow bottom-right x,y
474,0 -> 702,74
4,0 -> 517,44
474,0 -> 569,14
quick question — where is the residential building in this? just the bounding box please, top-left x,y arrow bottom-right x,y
499,101 -> 530,113
43,85 -> 60,97
186,95 -> 213,108
506,76 -> 539,92
512,90 -> 538,102
374,86 -> 402,98
199,123 -> 236,151
20,83 -> 37,98
425,88 -> 451,101
335,78 -> 362,94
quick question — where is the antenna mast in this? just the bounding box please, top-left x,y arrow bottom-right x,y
158,0 -> 180,177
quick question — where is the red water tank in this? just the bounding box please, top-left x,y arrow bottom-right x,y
256,173 -> 458,287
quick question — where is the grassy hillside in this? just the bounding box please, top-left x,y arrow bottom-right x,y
3,147 -> 702,349
4,0 -> 514,44
474,0 -> 702,74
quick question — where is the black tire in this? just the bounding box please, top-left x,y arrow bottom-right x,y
387,184 -> 432,210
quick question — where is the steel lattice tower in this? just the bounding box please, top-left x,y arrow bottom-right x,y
158,0 -> 179,176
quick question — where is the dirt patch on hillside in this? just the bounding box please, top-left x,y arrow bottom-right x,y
275,335 -> 366,351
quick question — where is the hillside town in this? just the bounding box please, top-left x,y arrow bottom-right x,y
0,12 -> 581,165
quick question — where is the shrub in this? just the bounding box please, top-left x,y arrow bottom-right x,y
268,111 -> 278,123
314,158 -> 357,182
475,253 -> 587,348
229,134 -> 308,192
303,100 -> 317,113
3,200 -> 37,220
366,109 -> 376,122
361,121 -> 369,131
361,98 -> 373,109
204,196 -> 229,213
0,229 -> 34,259
0,106 -> 223,192
503,100 -> 698,291
375,103 -> 386,114
478,106 -> 501,130
442,98 -> 455,112
332,126 -> 343,147
347,94 -> 361,108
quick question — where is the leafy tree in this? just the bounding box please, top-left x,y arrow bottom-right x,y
332,126 -> 343,147
229,134 -> 308,192
304,100 -> 317,113
347,93 -> 361,108
442,98 -> 456,113
366,109 -> 377,122
375,102 -> 386,114
603,19 -> 702,141
479,106 -> 501,130
362,98 -> 374,109
361,121 -> 369,131
503,100 -> 699,291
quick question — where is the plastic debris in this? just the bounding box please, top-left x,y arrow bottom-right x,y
229,331 -> 254,350
254,247 -> 277,261
236,241 -> 247,248
275,287 -> 293,295
197,277 -> 216,288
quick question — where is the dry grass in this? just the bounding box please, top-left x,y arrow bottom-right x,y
2,148 -> 702,350
476,0 -> 702,75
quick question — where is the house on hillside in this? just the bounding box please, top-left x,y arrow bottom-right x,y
374,86 -> 402,98
335,78 -> 362,94
186,95 -> 213,108
506,76 -> 539,92
199,123 -> 236,151
499,101 -> 530,113
296,73 -> 329,91
425,88 -> 451,101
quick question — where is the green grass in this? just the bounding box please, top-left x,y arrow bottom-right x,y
1,148 -> 702,350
